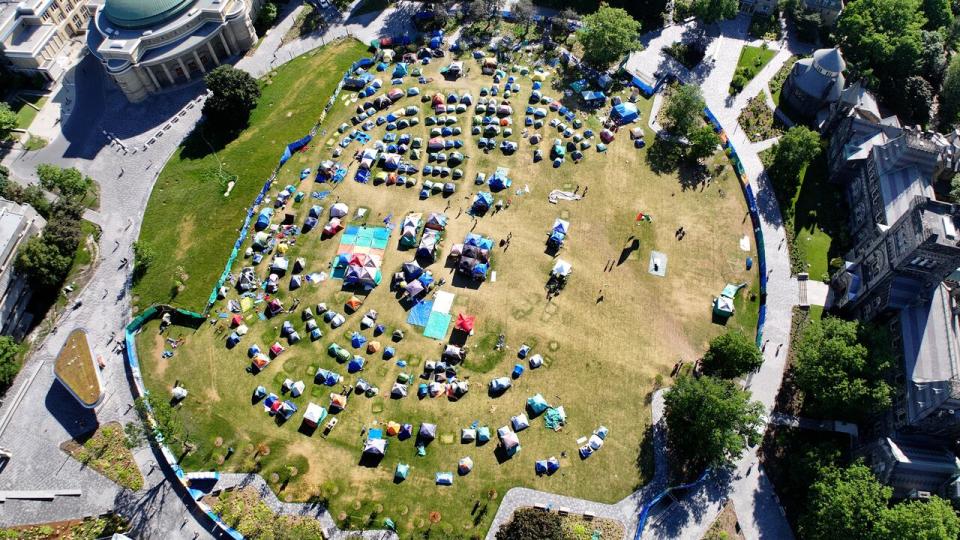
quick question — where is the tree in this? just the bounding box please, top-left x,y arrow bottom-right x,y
203,66 -> 261,129
135,394 -> 185,444
495,508 -> 564,540
702,331 -> 763,378
664,375 -> 764,476
0,336 -> 23,388
836,0 -> 926,84
0,102 -> 16,142
800,464 -> 891,540
577,4 -> 642,67
512,0 -> 534,35
920,30 -> 948,85
880,497 -> 960,540
663,84 -> 705,138
922,0 -> 952,30
894,75 -> 934,124
765,125 -> 821,204
940,53 -> 960,127
15,235 -> 72,289
255,1 -> 278,32
132,241 -> 155,283
794,317 -> 892,421
690,0 -> 739,23
123,421 -> 145,449
35,164 -> 93,201
687,125 -> 721,162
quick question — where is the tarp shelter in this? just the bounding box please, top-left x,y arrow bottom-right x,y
303,403 -> 327,427
424,311 -> 452,340
581,90 -> 606,103
363,438 -> 386,456
395,463 -> 410,481
527,394 -> 549,415
472,191 -> 494,213
612,102 -> 640,123
458,457 -> 473,474
511,414 -> 530,431
454,313 -> 475,332
436,472 -> 453,485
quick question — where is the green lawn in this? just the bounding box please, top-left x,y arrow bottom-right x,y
132,39 -> 368,311
789,150 -> 847,281
730,45 -> 776,94
769,57 -> 796,107
7,94 -> 47,130
137,37 -> 759,538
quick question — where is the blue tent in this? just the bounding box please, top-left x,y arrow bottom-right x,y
477,426 -> 491,443
527,394 -> 549,415
348,356 -> 365,373
309,205 -> 323,218
465,233 -> 494,250
547,456 -> 560,473
512,364 -> 524,378
315,369 -> 341,386
383,346 -> 396,360
535,460 -> 548,474
473,263 -> 489,279
399,423 -> 413,440
472,192 -> 494,213
581,90 -> 606,103
248,344 -> 261,358
418,272 -> 434,288
351,332 -> 367,348
255,208 -> 273,231
303,217 -> 318,232
489,173 -> 511,191
393,63 -> 408,78
489,377 -> 511,393
612,102 -> 640,123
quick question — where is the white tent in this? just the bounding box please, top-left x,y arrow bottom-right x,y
551,259 -> 572,277
391,382 -> 408,398
171,386 -> 188,400
330,203 -> 349,218
461,428 -> 477,442
458,456 -> 473,474
363,438 -> 386,456
290,380 -> 305,397
303,402 -> 326,426
511,414 -> 530,431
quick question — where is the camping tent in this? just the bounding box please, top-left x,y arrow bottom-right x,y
315,368 -> 342,386
551,259 -> 572,277
386,421 -> 401,436
527,394 -> 549,415
461,428 -> 477,442
330,203 -> 349,218
303,403 -> 327,427
436,472 -> 453,485
511,414 -> 530,431
489,377 -> 512,394
454,313 -> 475,332
472,191 -> 494,213
330,393 -> 347,411
458,457 -> 473,474
419,423 -> 437,441
477,426 -> 491,443
348,357 -> 365,373
612,102 -> 640,123
402,261 -> 423,280
290,380 -> 305,397
498,427 -> 520,456
391,382 -> 408,398
425,213 -> 448,230
363,437 -> 386,456
395,463 -> 410,481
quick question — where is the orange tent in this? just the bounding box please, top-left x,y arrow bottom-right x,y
346,296 -> 363,312
367,341 -> 381,354
386,421 -> 401,436
454,313 -> 475,332
330,393 -> 347,411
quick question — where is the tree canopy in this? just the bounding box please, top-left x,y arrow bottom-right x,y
664,375 -> 764,476
203,66 -> 261,129
765,125 -> 821,207
36,164 -> 93,201
495,508 -> 564,540
0,335 -> 23,388
702,331 -> 763,378
690,0 -> 739,23
794,317 -> 892,421
15,235 -> 72,290
940,53 -> 960,128
0,103 -> 17,142
836,0 -> 927,84
663,84 -> 706,138
801,463 -> 960,540
577,3 -> 642,67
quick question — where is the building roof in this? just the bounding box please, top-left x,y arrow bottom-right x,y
812,47 -> 845,75
901,284 -> 960,425
790,50 -> 845,104
103,0 -> 195,28
873,134 -> 940,224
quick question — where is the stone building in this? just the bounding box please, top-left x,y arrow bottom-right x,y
781,48 -> 846,124
0,198 -> 46,338
86,0 -> 262,102
0,0 -> 92,82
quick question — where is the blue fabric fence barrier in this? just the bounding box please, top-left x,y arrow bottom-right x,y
634,469 -> 711,539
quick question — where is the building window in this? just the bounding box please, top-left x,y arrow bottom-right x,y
72,15 -> 83,28
909,256 -> 937,269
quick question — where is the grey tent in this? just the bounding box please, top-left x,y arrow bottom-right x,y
419,423 -> 437,441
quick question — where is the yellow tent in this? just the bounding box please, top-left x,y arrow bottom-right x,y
386,421 -> 401,436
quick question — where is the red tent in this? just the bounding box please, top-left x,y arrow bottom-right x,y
231,314 -> 243,327
454,313 -> 475,332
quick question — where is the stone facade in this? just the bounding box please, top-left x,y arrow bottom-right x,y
0,198 -> 46,339
0,0 -> 92,82
87,0 -> 262,102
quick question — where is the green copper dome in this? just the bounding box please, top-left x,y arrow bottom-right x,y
103,0 -> 196,29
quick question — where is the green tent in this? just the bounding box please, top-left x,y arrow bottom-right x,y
395,463 -> 410,481
477,426 -> 491,443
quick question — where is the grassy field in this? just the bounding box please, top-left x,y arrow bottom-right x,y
132,39 -> 368,311
788,150 -> 847,280
7,93 -> 46,130
731,45 -> 776,94
138,39 -> 759,538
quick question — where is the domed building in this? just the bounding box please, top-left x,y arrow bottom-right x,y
87,0 -> 262,102
781,48 -> 846,123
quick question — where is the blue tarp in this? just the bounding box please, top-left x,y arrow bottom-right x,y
612,102 -> 639,123
279,134 -> 312,166
407,300 -> 434,326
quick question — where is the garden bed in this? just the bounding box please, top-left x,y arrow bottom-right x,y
737,93 -> 783,143
61,422 -> 144,490
730,45 -> 776,94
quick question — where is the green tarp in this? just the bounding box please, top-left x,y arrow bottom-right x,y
544,406 -> 567,430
